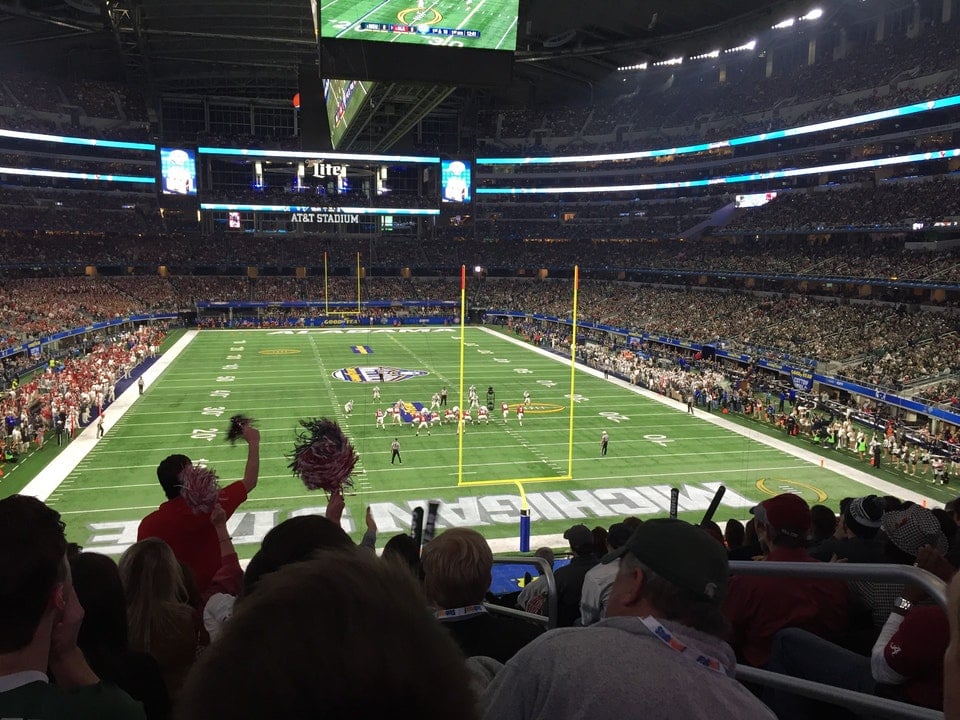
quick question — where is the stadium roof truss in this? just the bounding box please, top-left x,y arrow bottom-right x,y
0,0 -> 840,148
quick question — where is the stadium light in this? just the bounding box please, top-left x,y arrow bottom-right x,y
618,62 -> 648,72
801,8 -> 824,20
724,40 -> 756,54
772,17 -> 795,29
652,56 -> 683,67
691,49 -> 721,60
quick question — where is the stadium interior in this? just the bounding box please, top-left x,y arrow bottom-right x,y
1,0 -> 960,718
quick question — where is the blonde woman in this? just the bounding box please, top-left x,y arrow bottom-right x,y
119,538 -> 199,697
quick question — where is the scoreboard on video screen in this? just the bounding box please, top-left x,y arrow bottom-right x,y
321,0 -> 520,51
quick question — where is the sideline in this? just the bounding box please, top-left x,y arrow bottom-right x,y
20,330 -> 200,502
478,326 -> 941,509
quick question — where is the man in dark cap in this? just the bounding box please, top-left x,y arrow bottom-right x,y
810,494 -> 885,563
482,519 -> 776,720
552,524 -> 599,627
722,493 -> 849,667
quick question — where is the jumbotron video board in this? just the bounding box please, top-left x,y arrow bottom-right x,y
323,79 -> 374,150
198,147 -> 441,234
317,0 -> 517,84
320,0 -> 519,50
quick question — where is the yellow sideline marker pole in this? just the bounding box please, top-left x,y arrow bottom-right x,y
356,251 -> 362,315
457,265 -> 467,487
567,265 -> 579,477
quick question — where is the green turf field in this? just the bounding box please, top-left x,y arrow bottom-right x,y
27,325 -> 946,557
322,0 -> 519,51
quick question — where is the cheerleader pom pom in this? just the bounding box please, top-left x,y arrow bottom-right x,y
179,465 -> 221,515
226,414 -> 254,444
289,418 -> 358,492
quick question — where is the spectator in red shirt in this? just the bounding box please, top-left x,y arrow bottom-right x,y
722,493 -> 849,667
137,423 -> 260,595
766,510 -> 952,718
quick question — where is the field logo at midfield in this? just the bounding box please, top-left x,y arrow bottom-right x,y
332,366 -> 428,383
397,6 -> 441,26
258,348 -> 302,356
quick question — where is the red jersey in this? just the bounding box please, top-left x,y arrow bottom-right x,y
138,480 -> 248,595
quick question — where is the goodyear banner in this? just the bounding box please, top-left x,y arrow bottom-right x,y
790,368 -> 814,392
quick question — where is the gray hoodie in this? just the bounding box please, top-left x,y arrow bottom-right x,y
481,615 -> 776,720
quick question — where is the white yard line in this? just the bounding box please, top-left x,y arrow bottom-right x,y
23,327 -> 944,514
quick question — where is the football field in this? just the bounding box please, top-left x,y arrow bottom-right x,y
22,325 -> 946,557
322,0 -> 519,50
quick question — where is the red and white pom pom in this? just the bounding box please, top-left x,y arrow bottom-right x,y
179,465 -> 221,515
289,418 -> 358,492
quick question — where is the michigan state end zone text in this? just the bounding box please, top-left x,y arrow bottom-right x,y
81,482 -> 752,554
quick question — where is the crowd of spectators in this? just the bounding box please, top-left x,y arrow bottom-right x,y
477,278 -> 960,370
1,459 -> 959,718
4,221 -> 960,286
3,175 -> 959,258
1,325 -> 163,456
723,178 -> 960,234
0,277 -> 157,351
478,18 -> 960,152
3,273 -> 958,405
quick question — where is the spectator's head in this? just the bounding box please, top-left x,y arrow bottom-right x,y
700,520 -> 725,546
242,515 -> 354,597
606,522 -> 632,553
382,533 -> 422,579
842,495 -> 884,540
563,523 -> 595,556
118,537 -> 188,651
724,518 -> 745,550
0,495 -> 70,656
71,552 -> 128,667
931,509 -> 957,547
591,526 -> 609,557
156,453 -> 191,499
534,546 -> 555,566
809,505 -> 837,542
881,504 -> 949,564
751,494 -> 811,549
946,496 -> 960,526
177,551 -> 478,720
603,519 -> 729,637
881,496 -> 902,513
421,528 -> 492,609
118,537 -> 186,604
